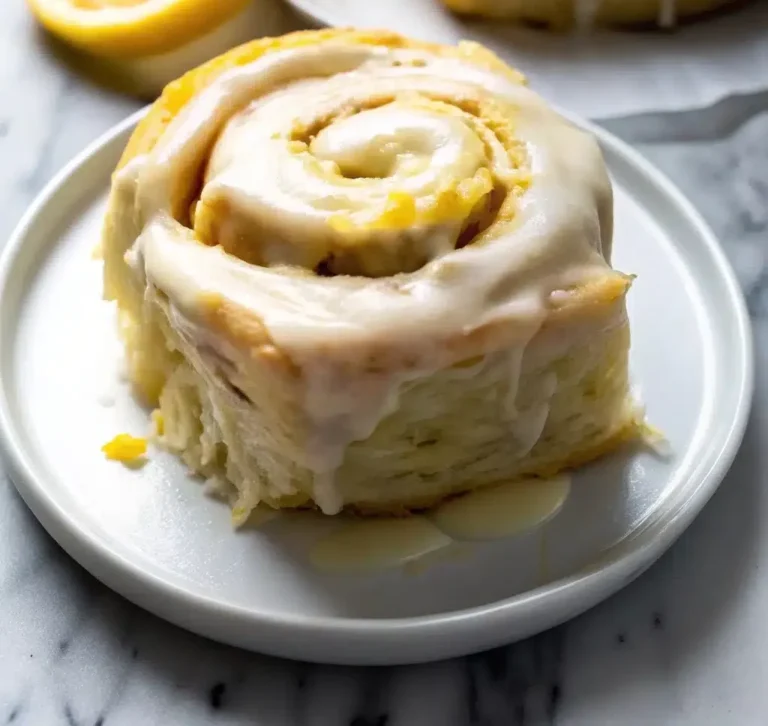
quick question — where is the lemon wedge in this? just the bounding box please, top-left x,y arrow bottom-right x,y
27,0 -> 302,98
27,0 -> 251,58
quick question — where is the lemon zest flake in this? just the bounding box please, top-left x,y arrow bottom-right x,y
231,505 -> 251,528
328,214 -> 355,233
377,191 -> 417,228
151,409 -> 165,437
102,433 -> 148,462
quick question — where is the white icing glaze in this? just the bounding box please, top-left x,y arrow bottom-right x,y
111,40 -> 615,513
310,517 -> 452,572
510,372 -> 559,457
308,474 -> 571,572
429,474 -> 571,541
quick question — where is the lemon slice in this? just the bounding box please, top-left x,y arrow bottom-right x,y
27,0 -> 250,58
28,0 -> 302,98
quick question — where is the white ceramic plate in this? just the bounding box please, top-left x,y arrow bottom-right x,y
284,0 -> 768,120
0,110 -> 752,665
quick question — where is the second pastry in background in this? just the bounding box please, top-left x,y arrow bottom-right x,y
441,0 -> 747,29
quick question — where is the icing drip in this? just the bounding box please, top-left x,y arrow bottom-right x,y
309,475 -> 572,572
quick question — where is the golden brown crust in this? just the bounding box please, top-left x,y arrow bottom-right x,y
118,29 -> 525,171
197,292 -> 299,376
543,274 -> 633,327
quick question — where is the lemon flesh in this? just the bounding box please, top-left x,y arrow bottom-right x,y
28,0 -> 250,58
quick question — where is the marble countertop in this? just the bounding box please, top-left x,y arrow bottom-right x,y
2,2 -> 767,724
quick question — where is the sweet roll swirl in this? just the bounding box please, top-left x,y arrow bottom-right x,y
103,30 -> 633,517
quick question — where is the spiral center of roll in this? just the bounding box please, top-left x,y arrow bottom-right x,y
192,94 -> 508,278
309,106 -> 485,182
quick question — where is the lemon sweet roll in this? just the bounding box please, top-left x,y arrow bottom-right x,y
102,29 -> 641,520
441,0 -> 743,29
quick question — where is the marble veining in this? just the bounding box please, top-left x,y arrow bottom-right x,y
2,0 -> 768,724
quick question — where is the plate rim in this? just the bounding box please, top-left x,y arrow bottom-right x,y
0,108 -> 754,664
284,0 -> 337,27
